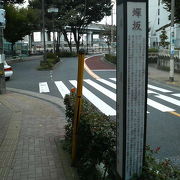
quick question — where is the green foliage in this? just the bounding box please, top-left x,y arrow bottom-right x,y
63,93 -> 180,180
38,53 -> 59,70
46,52 -> 58,59
56,51 -> 77,57
162,0 -> 180,22
64,93 -> 116,180
4,4 -> 39,50
105,54 -> 116,64
29,0 -> 113,52
132,146 -> 180,180
4,0 -> 24,4
159,29 -> 169,49
148,48 -> 159,53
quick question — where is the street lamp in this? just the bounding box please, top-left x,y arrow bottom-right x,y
48,7 -> 58,53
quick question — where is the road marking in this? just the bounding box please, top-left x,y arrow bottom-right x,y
84,59 -> 101,79
155,94 -> 180,106
148,90 -> 158,94
169,112 -> 180,117
147,98 -> 175,112
70,80 -> 116,116
148,85 -> 172,93
97,79 -> 116,89
55,81 -> 70,98
84,79 -> 116,101
93,69 -> 116,71
39,82 -> 50,93
172,93 -> 180,98
109,78 -> 116,81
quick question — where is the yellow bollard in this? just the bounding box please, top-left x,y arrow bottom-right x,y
72,49 -> 85,165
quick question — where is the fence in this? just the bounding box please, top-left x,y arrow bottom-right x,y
158,49 -> 180,59
157,56 -> 180,73
4,42 -> 29,58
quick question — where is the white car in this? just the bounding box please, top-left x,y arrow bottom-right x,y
4,61 -> 13,80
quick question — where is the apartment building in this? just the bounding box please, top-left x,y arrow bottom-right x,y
149,0 -> 180,48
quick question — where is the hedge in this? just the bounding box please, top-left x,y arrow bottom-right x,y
63,92 -> 180,180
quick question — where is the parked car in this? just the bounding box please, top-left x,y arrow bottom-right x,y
4,61 -> 13,80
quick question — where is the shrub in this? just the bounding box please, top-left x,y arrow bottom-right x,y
64,93 -> 116,180
47,52 -> 58,59
37,53 -> 60,70
63,93 -> 180,180
105,54 -> 116,64
148,48 -> 159,53
56,51 -> 77,57
132,146 -> 180,180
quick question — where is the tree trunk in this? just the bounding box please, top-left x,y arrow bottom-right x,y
11,42 -> 15,56
56,31 -> 60,53
62,29 -> 72,53
72,28 -> 81,53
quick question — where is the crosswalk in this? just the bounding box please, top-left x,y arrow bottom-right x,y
39,78 -> 180,116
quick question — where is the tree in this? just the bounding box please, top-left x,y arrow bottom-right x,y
4,5 -> 39,54
159,29 -> 169,48
162,0 -> 180,22
58,0 -> 113,52
29,0 -> 113,53
4,0 -> 24,5
100,25 -> 116,54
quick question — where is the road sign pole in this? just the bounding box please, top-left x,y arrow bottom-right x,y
72,49 -> 85,165
116,0 -> 148,179
0,1 -> 6,94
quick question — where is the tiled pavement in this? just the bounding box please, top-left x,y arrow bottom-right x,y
0,92 -> 67,180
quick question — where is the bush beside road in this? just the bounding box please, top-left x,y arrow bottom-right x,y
62,92 -> 180,180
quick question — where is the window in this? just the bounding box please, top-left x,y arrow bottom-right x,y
158,18 -> 160,25
158,9 -> 160,15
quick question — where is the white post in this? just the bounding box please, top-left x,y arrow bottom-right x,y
169,0 -> 175,81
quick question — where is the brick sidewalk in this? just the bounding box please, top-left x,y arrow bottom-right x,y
0,92 -> 70,180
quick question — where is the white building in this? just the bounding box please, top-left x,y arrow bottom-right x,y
149,0 -> 180,48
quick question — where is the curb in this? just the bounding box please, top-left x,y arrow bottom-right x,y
7,87 -> 65,110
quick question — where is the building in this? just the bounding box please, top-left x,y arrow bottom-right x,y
149,0 -> 180,49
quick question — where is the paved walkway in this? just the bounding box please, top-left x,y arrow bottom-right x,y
148,64 -> 180,88
0,91 -> 72,180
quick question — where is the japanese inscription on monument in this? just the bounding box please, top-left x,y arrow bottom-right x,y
126,2 -> 146,178
116,1 -> 147,180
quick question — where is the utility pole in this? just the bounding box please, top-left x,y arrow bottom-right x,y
0,0 -> 6,94
111,1 -> 114,45
169,0 -> 175,82
42,0 -> 46,61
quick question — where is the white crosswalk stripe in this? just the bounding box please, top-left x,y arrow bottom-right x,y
84,79 -> 116,101
39,79 -> 180,115
55,81 -> 70,98
39,82 -> 50,93
147,98 -> 175,112
109,78 -> 116,81
172,93 -> 180,98
97,79 -> 116,89
155,94 -> 180,106
70,80 -> 116,116
148,84 -> 172,93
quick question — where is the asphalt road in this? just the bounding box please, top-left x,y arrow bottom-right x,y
6,56 -> 180,163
